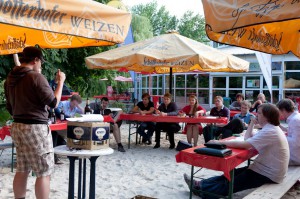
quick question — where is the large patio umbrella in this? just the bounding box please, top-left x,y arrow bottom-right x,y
0,0 -> 131,55
201,0 -> 300,58
85,32 -> 249,93
114,76 -> 133,82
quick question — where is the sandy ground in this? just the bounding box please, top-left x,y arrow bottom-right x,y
1,123 -> 300,199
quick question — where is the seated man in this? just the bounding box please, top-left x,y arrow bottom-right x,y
90,97 -> 125,152
154,93 -> 181,149
55,94 -> 84,118
232,100 -> 255,129
202,96 -> 230,143
131,93 -> 155,145
229,93 -> 244,110
250,93 -> 268,112
184,104 -> 289,198
277,99 -> 300,165
49,71 -> 73,95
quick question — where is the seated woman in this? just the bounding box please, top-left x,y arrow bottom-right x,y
154,93 -> 181,149
229,93 -> 244,110
179,95 -> 206,146
184,104 -> 289,198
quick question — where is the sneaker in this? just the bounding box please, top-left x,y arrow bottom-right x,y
183,173 -> 201,195
169,144 -> 175,149
118,145 -> 126,152
153,143 -> 160,149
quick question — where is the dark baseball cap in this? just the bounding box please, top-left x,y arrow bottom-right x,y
20,46 -> 45,63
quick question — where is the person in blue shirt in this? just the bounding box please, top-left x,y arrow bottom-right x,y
233,100 -> 256,129
55,94 -> 84,118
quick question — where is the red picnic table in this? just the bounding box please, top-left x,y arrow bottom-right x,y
94,95 -> 130,101
119,113 -> 228,149
0,116 -> 114,140
176,143 -> 258,199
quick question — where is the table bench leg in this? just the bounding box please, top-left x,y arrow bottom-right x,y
78,159 -> 82,199
68,156 -> 77,199
89,156 -> 99,199
83,159 -> 86,198
189,166 -> 194,199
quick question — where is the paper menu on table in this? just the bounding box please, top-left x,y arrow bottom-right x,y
66,114 -> 104,122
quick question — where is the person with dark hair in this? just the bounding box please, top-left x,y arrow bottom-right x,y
202,96 -> 230,142
55,94 -> 83,118
131,93 -> 155,145
184,104 -> 289,198
90,97 -> 125,152
154,93 -> 181,149
277,99 -> 300,165
49,71 -> 73,95
4,46 -> 66,199
229,93 -> 244,110
179,95 -> 206,146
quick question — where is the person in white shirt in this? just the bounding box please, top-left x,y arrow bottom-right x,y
277,98 -> 300,165
184,104 -> 289,198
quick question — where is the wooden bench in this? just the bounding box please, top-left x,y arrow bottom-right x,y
243,166 -> 300,199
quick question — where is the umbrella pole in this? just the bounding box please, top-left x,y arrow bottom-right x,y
169,68 -> 173,94
13,54 -> 20,66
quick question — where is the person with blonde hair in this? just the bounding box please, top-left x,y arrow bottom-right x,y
179,95 -> 206,146
154,93 -> 181,149
233,100 -> 255,129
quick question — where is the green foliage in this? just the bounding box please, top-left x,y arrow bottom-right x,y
110,101 -> 126,112
0,107 -> 11,126
177,11 -> 208,43
131,1 -> 178,36
131,15 -> 153,42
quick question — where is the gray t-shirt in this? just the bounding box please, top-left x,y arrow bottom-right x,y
247,124 -> 289,183
286,112 -> 300,165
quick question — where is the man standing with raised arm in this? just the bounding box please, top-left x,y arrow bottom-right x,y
4,46 -> 66,199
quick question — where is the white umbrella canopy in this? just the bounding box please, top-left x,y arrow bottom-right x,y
85,32 -> 249,73
85,32 -> 249,93
114,76 -> 133,82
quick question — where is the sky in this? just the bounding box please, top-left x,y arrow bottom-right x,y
121,0 -> 204,18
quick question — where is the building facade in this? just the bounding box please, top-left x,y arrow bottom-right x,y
135,45 -> 300,109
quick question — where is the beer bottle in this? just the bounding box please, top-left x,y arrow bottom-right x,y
60,108 -> 65,121
50,109 -> 56,124
85,98 -> 92,114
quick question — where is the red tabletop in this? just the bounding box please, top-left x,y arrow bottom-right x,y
119,113 -> 228,124
0,116 -> 114,139
176,145 -> 257,180
94,95 -> 130,101
0,126 -> 11,140
61,95 -> 72,101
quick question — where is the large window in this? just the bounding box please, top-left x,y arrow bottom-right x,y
229,77 -> 242,88
175,75 -> 185,88
213,77 -> 226,88
246,76 -> 260,88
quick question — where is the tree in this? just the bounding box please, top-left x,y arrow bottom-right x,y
131,15 -> 153,42
131,1 -> 178,36
177,11 -> 208,43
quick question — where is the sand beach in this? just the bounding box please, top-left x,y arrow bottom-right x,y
1,124 -> 300,199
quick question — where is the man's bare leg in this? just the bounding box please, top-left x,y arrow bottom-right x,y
35,175 -> 51,199
13,171 -> 29,199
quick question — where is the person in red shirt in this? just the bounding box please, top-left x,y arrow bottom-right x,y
179,95 -> 206,146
